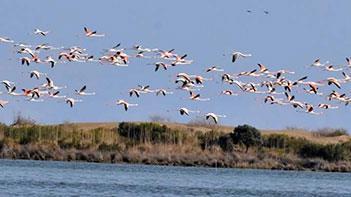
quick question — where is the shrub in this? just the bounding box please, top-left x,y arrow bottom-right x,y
313,128 -> 348,137
118,122 -> 186,145
218,134 -> 234,152
299,142 -> 347,161
231,125 -> 262,152
197,130 -> 223,150
263,134 -> 289,149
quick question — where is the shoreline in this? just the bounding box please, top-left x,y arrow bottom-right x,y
0,121 -> 350,173
1,143 -> 350,173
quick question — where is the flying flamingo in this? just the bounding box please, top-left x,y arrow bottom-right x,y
189,91 -> 210,101
178,107 -> 200,116
116,99 -> 138,111
75,85 -> 96,96
34,28 -> 49,36
30,70 -> 47,80
206,66 -> 224,72
310,58 -> 328,67
6,86 -> 21,96
220,90 -> 238,96
44,56 -> 57,68
0,36 -> 14,43
155,89 -> 173,96
65,98 -> 82,108
159,49 -> 176,59
84,27 -> 105,37
171,54 -> 193,66
2,80 -> 15,90
205,113 -> 226,124
153,62 -> 170,71
304,103 -> 322,115
0,100 -> 9,108
48,91 -> 66,99
231,51 -> 252,63
42,77 -> 65,90
129,88 -> 142,98
318,104 -> 338,110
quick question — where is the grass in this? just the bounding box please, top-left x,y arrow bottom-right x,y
0,121 -> 350,172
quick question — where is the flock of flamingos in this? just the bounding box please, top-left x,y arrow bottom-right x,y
0,27 -> 350,124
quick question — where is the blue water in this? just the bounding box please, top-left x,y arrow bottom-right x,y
0,159 -> 350,196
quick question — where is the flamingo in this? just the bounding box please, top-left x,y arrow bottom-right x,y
159,49 -> 176,59
205,113 -> 226,124
42,77 -> 65,90
220,90 -> 238,96
153,62 -> 170,71
327,90 -> 346,101
318,104 -> 338,109
35,44 -> 60,51
75,85 -> 96,96
264,95 -> 286,105
17,47 -> 35,56
324,65 -> 343,72
58,52 -> 74,61
30,70 -> 47,80
179,107 -> 200,116
206,66 -> 224,72
192,75 -> 212,85
22,88 -> 40,98
45,56 -> 57,68
0,100 -> 8,108
137,85 -> 154,93
21,57 -> 31,66
345,57 -> 351,67
131,45 -> 158,53
231,51 -> 252,63
236,69 -> 262,77
2,80 -> 15,90
189,91 -> 210,101
176,73 -> 193,82
116,99 -> 138,111
304,103 -> 322,115
0,36 -> 14,43
326,77 -> 342,89
284,92 -> 304,109
129,88 -> 142,98
310,58 -> 327,67
34,28 -> 49,36
109,51 -> 129,65
257,63 -> 269,73
84,27 -> 105,37
65,98 -> 82,108
48,91 -> 66,99
221,73 -> 235,84
104,43 -> 122,53
6,86 -> 21,96
341,72 -> 351,83
155,89 -> 173,96
171,54 -> 193,66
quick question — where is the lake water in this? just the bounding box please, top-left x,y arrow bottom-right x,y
0,159 -> 350,196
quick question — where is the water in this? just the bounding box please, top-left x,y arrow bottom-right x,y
0,159 -> 350,197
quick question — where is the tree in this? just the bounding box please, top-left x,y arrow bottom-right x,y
231,124 -> 262,152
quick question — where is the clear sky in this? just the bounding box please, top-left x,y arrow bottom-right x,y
0,0 -> 350,131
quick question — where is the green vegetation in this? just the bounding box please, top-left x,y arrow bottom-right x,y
0,121 -> 350,172
231,124 -> 262,152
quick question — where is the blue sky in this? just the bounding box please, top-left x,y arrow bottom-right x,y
0,0 -> 350,131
